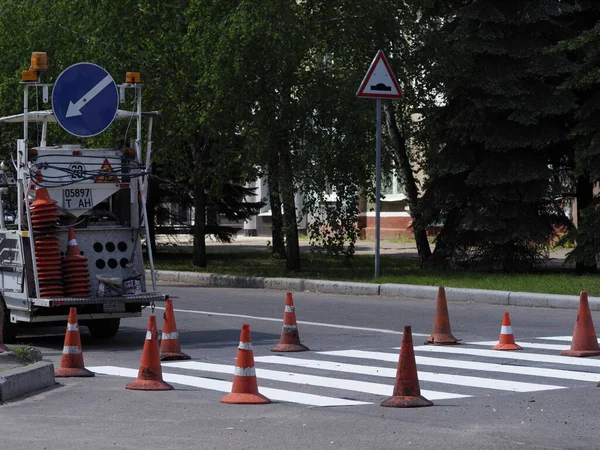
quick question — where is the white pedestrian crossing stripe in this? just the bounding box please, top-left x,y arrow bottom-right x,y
89,335 -> 600,407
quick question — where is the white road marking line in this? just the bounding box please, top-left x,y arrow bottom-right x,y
534,336 -> 600,344
319,350 -> 600,383
468,341 -> 570,351
254,355 -> 562,392
413,346 -> 600,368
162,361 -> 469,400
154,306 -> 428,336
88,366 -> 370,407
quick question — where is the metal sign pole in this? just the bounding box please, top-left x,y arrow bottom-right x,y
375,98 -> 382,278
356,50 -> 403,279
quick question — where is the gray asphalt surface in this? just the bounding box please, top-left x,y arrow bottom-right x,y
1,285 -> 599,449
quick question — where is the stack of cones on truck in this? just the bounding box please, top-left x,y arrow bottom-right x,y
30,188 -> 64,297
61,227 -> 91,298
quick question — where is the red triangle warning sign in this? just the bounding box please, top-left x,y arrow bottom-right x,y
356,50 -> 403,99
94,158 -> 119,183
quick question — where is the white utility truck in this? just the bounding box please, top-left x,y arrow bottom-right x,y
0,53 -> 165,341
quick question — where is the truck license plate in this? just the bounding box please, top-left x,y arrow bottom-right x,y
63,188 -> 93,209
103,303 -> 125,313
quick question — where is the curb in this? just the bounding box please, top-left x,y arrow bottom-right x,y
148,270 -> 598,310
0,360 -> 56,402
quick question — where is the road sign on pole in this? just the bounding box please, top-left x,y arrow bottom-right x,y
356,50 -> 403,99
357,51 -> 403,278
52,62 -> 119,138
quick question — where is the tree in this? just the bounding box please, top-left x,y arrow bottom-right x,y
417,1 -> 577,271
554,1 -> 600,273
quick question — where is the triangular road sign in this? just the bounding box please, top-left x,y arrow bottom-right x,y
356,50 -> 403,99
94,158 -> 119,183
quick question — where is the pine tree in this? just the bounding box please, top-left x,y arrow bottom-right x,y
554,1 -> 600,273
418,1 -> 577,271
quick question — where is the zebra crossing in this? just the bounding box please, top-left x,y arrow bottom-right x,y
89,335 -> 600,407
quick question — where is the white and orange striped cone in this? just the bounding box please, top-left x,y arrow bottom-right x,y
220,324 -> 270,404
160,298 -> 190,361
126,315 -> 174,391
55,308 -> 94,377
271,292 -> 309,352
492,312 -> 522,351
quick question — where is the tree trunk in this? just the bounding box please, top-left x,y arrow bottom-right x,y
575,174 -> 597,274
146,163 -> 158,257
192,176 -> 207,267
278,144 -> 301,271
383,102 -> 431,263
191,134 -> 208,268
267,155 -> 286,258
427,209 -> 460,268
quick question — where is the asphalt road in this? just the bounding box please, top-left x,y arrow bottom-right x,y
2,285 -> 599,450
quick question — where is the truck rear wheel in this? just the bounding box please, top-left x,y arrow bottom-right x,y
1,299 -> 18,344
87,318 -> 120,339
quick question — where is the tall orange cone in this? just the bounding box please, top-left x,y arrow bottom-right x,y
381,325 -> 433,408
492,312 -> 522,351
126,315 -> 174,390
220,324 -> 270,404
271,292 -> 309,352
560,291 -> 600,357
160,298 -> 190,361
424,286 -> 459,345
55,308 -> 94,377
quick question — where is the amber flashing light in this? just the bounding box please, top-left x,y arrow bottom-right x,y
125,72 -> 141,84
30,52 -> 48,71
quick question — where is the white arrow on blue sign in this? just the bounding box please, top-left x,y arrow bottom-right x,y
52,62 -> 119,138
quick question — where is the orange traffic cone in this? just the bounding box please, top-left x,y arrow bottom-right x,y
492,312 -> 522,351
220,324 -> 270,404
560,291 -> 600,357
160,298 -> 190,361
126,315 -> 174,390
271,292 -> 309,352
424,286 -> 459,345
55,308 -> 94,377
381,325 -> 433,408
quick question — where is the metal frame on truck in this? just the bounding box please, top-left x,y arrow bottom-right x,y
0,53 -> 166,341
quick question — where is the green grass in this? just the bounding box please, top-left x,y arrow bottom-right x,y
148,249 -> 600,297
8,346 -> 39,365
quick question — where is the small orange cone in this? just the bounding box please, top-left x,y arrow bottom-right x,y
220,324 -> 270,404
271,292 -> 309,352
160,298 -> 190,361
126,315 -> 174,390
381,325 -> 433,408
424,286 -> 459,345
492,312 -> 522,351
55,308 -> 94,377
560,291 -> 600,357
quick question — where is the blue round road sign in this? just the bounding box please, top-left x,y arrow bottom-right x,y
52,62 -> 119,138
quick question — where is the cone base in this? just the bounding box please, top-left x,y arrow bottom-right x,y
492,343 -> 522,351
0,344 -> 11,353
55,367 -> 95,377
160,351 -> 191,361
220,392 -> 271,404
125,379 -> 174,391
424,333 -> 459,345
271,343 -> 310,352
560,349 -> 600,357
381,395 -> 433,408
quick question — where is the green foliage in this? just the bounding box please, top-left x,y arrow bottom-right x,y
418,0 -> 577,271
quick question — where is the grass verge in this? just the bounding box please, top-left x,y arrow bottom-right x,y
149,250 -> 600,297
